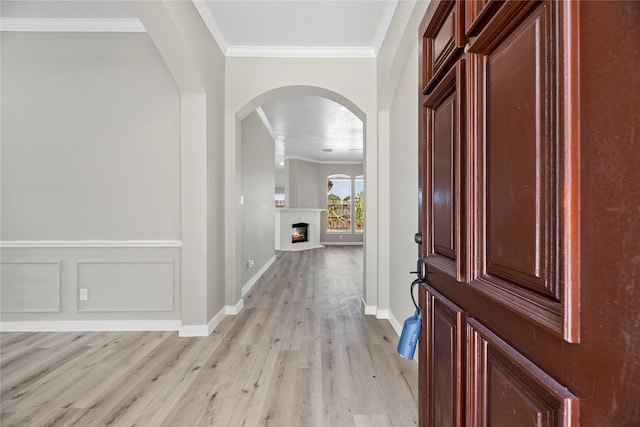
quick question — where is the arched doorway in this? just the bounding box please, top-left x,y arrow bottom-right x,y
226,86 -> 373,312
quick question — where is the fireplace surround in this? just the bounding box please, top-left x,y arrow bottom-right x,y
275,209 -> 324,251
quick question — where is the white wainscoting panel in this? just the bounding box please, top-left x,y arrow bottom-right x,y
0,262 -> 61,313
77,260 -> 175,312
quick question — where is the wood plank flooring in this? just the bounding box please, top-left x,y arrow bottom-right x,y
1,247 -> 418,426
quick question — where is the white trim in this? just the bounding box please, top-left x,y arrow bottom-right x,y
372,0 -> 399,55
0,320 -> 180,333
226,46 -> 376,59
320,242 -> 364,246
225,298 -> 245,315
285,155 -> 363,165
178,323 -> 209,337
255,107 -> 278,142
207,307 -> 227,335
0,18 -> 146,33
192,0 -> 229,53
376,308 -> 390,319
363,302 -> 377,316
0,240 -> 182,248
278,244 -> 325,253
242,255 -> 277,297
388,311 -> 403,337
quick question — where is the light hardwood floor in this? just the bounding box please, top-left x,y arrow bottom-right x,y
1,247 -> 418,426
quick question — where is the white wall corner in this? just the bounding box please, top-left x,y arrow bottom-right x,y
242,255 -> 276,297
225,298 -> 245,315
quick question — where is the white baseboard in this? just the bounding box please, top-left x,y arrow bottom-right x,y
362,300 -> 377,316
376,308 -> 390,319
178,323 -> 209,337
207,306 -> 227,335
388,311 -> 403,336
242,255 -> 276,297
0,320 -> 181,333
179,299 -> 245,337
320,242 -> 363,246
225,298 -> 244,315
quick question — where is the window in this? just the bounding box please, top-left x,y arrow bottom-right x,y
327,175 -> 364,233
355,176 -> 364,232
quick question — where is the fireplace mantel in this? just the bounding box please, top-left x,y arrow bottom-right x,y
275,208 -> 325,251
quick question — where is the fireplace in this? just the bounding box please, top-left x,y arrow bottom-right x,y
291,223 -> 309,243
275,209 -> 324,251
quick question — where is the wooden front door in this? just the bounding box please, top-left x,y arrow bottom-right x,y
417,1 -> 640,425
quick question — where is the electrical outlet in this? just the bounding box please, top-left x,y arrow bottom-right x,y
247,259 -> 254,269
79,288 -> 88,301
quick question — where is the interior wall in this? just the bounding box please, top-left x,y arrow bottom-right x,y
225,59 -> 378,309
1,33 -> 180,241
0,32 -> 182,324
283,159 -> 364,245
241,111 -> 276,287
387,42 -> 420,332
286,159 -> 320,208
135,0 -> 227,332
376,0 -> 428,326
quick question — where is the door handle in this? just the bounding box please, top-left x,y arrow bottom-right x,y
410,258 -> 427,282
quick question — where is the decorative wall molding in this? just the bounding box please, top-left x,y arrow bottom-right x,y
0,18 -> 146,33
76,260 -> 175,313
0,261 -> 61,313
242,255 -> 277,297
0,240 -> 182,248
0,319 -> 181,332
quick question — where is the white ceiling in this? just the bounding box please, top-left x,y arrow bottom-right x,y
2,0 -> 397,165
197,0 -> 397,58
259,96 -> 363,165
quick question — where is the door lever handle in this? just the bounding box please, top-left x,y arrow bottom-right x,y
410,259 -> 427,282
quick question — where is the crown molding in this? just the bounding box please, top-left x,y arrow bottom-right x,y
0,18 -> 146,32
192,0 -> 229,52
372,0 -> 399,55
226,45 -> 376,59
285,156 -> 363,165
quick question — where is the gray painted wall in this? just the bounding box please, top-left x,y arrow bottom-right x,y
134,0 -> 228,329
388,43 -> 420,327
0,32 -> 182,322
285,159 -> 364,244
241,111 -> 276,286
1,33 -> 180,241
